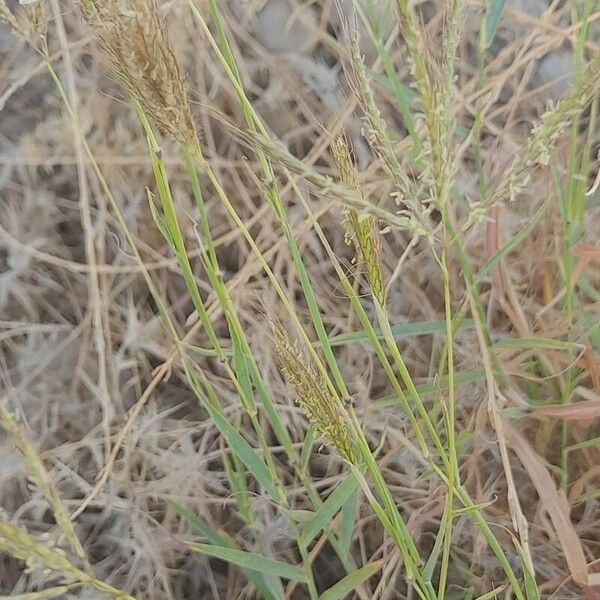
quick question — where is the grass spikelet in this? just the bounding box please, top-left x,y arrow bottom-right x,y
0,0 -> 20,33
0,401 -> 88,568
0,0 -> 47,46
83,0 -> 196,146
0,521 -> 135,599
3,585 -> 81,600
392,0 -> 457,210
24,0 -> 47,47
393,0 -> 432,97
467,49 -> 600,227
0,521 -> 82,580
332,136 -> 387,309
346,31 -> 414,208
271,319 -> 356,463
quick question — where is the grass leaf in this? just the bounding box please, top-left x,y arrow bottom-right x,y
187,543 -> 308,583
301,473 -> 359,546
203,401 -> 281,501
171,502 -> 284,600
318,560 -> 383,600
327,319 -> 474,347
476,200 -> 548,282
483,0 -> 506,48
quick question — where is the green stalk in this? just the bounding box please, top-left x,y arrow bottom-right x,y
41,32 -> 318,598
191,0 -> 351,398
136,107 -> 288,505
182,145 -> 370,595
292,177 -> 525,599
559,0 -> 595,489
436,243 -> 457,599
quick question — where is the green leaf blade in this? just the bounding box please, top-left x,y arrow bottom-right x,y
301,474 -> 359,546
188,543 -> 308,583
319,561 -> 382,600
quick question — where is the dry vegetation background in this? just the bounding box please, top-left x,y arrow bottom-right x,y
1,0 -> 600,599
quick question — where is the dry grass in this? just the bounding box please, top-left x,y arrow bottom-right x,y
0,0 -> 599,599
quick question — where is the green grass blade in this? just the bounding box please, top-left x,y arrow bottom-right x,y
318,561 -> 382,600
327,319 -> 473,347
493,337 -> 576,351
169,501 -> 228,546
186,367 -> 281,501
582,314 -> 600,352
301,473 -> 359,546
371,368 -> 486,410
187,543 -> 308,583
170,502 -> 283,600
300,425 -> 317,475
482,0 -> 507,48
423,500 -> 451,581
474,586 -> 508,600
231,330 -> 256,416
476,199 -> 548,282
338,487 -> 359,558
206,404 -> 280,501
222,435 -> 254,527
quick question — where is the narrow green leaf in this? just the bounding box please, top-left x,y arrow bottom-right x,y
582,313 -> 600,352
476,199 -> 548,282
182,375 -> 282,502
171,502 -> 283,600
510,534 -> 539,600
146,190 -> 173,246
423,502 -> 450,581
327,319 -> 474,347
318,561 -> 382,600
483,0 -> 506,48
493,337 -> 576,351
170,501 -> 228,547
222,435 -> 254,527
452,498 -> 496,517
300,425 -> 316,475
338,488 -> 359,558
474,586 -> 507,600
371,368 -> 485,410
209,406 -> 280,500
188,543 -> 308,583
231,330 -> 256,415
283,508 -> 317,524
578,276 -> 600,302
301,474 -> 359,546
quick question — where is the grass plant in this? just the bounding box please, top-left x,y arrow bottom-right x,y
1,0 -> 599,598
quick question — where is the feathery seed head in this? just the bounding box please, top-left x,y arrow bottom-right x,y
25,1 -> 47,45
84,0 -> 196,146
271,320 -> 356,463
0,1 -> 21,33
332,136 -> 387,308
0,0 -> 47,46
0,521 -> 79,578
347,32 -> 411,201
